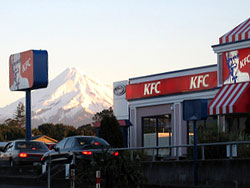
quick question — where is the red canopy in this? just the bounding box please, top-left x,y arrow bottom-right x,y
208,82 -> 250,115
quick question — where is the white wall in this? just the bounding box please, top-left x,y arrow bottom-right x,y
113,80 -> 129,120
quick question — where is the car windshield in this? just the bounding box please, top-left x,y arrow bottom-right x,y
77,137 -> 110,149
15,142 -> 48,151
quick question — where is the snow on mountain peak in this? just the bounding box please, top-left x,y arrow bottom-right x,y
0,67 -> 113,127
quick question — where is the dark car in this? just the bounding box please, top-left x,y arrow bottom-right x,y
0,140 -> 49,166
41,136 -> 118,164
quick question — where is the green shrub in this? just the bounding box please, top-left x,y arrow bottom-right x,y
187,128 -> 250,159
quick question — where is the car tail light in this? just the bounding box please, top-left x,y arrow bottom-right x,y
112,151 -> 119,156
32,147 -> 36,150
94,142 -> 100,146
82,151 -> 92,155
19,152 -> 28,158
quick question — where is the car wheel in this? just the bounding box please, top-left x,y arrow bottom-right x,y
9,158 -> 14,167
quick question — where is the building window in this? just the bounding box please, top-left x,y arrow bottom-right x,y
142,114 -> 172,156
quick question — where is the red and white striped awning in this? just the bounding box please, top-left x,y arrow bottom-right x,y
219,17 -> 250,44
208,82 -> 250,115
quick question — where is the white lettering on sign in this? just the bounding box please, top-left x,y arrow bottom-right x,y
189,74 -> 209,89
144,81 -> 161,95
22,58 -> 31,73
240,55 -> 250,69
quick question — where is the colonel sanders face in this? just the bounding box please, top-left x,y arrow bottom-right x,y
11,54 -> 21,89
226,50 -> 239,83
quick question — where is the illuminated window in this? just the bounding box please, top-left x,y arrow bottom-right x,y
142,115 -> 172,156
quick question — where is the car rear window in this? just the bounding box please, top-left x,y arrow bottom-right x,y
15,142 -> 49,151
77,137 -> 110,148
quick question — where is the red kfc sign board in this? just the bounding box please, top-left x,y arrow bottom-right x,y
126,71 -> 217,100
9,51 -> 34,91
9,50 -> 48,91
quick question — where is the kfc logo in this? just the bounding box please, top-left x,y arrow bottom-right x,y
189,74 -> 209,89
22,58 -> 31,73
240,54 -> 250,69
144,81 -> 161,95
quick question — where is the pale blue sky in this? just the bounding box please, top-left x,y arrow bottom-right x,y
0,0 -> 250,107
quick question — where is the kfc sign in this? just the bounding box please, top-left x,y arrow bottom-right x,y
223,48 -> 250,85
144,81 -> 161,95
190,74 -> 209,89
126,71 -> 217,100
9,50 -> 48,91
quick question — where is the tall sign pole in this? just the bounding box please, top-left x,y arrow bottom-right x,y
26,90 -> 31,141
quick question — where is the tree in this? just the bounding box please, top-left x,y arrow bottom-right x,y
0,124 -> 25,141
64,125 -> 78,137
92,107 -> 113,122
4,118 -> 19,127
14,102 -> 25,128
38,123 -> 56,139
38,123 -> 78,141
0,132 -> 4,142
8,126 -> 25,140
77,124 -> 96,136
99,114 -> 124,148
32,128 -> 42,136
5,102 -> 26,128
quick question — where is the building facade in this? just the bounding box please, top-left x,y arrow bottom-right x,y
113,17 -> 250,157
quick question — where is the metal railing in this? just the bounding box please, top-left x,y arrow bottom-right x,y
43,140 -> 250,188
111,140 -> 250,161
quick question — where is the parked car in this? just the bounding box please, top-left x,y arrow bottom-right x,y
41,136 -> 119,164
0,140 -> 49,166
0,142 -> 8,151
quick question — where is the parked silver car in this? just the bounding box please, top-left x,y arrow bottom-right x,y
0,140 -> 49,166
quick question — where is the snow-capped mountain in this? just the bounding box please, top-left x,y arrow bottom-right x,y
0,67 -> 113,127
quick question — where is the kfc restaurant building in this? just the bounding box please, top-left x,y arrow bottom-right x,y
113,17 -> 250,157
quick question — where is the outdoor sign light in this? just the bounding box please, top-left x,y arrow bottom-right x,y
9,50 -> 48,141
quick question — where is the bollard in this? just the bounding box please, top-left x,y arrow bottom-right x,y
96,170 -> 101,188
70,168 -> 75,188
